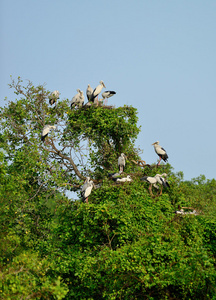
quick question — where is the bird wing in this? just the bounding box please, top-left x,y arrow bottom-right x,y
156,146 -> 166,155
84,185 -> 93,198
118,157 -> 125,166
92,84 -> 103,97
102,91 -> 116,99
42,126 -> 50,136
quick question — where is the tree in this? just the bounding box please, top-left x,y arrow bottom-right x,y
0,77 -> 216,299
0,77 -> 140,195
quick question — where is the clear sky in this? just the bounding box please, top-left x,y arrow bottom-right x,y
1,0 -> 216,181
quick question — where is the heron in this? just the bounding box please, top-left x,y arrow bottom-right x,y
118,153 -> 126,172
41,125 -> 56,142
152,141 -> 168,165
49,90 -> 60,105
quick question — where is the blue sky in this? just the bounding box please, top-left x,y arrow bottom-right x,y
1,0 -> 216,181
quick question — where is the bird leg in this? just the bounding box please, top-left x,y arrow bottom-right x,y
157,157 -> 161,166
148,184 -> 154,197
85,197 -> 89,204
159,185 -> 163,196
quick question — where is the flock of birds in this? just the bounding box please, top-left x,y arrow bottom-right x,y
81,143 -> 169,203
41,80 -> 116,142
39,80 -> 199,214
40,80 -> 173,204
48,80 -> 116,109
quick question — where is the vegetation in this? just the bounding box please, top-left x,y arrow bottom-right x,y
0,78 -> 215,299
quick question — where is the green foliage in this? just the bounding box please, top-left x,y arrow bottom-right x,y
0,78 -> 216,299
49,176 -> 216,299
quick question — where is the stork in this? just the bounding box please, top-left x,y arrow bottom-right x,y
154,173 -> 170,195
101,91 -> 116,105
86,84 -> 93,102
152,141 -> 168,165
113,175 -> 132,183
49,90 -> 60,105
141,175 -> 159,194
81,179 -> 94,204
155,173 -> 170,188
41,125 -> 56,142
118,153 -> 126,172
91,80 -> 106,104
71,89 -> 84,108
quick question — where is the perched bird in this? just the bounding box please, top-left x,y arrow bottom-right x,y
113,175 -> 132,183
175,209 -> 199,215
152,141 -> 168,165
86,84 -> 93,101
101,91 -> 116,104
118,153 -> 126,172
77,90 -> 84,107
41,125 -> 56,142
141,175 -> 159,190
91,80 -> 106,103
81,177 -> 90,191
155,173 -> 170,188
49,90 -> 60,105
81,179 -> 94,203
71,89 -> 84,108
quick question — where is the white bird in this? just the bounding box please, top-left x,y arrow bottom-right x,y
152,141 -> 168,165
49,90 -> 60,105
113,175 -> 132,183
71,89 -> 84,108
175,209 -> 199,215
81,179 -> 94,203
118,153 -> 126,172
77,90 -> 84,107
155,173 -> 170,188
91,80 -> 106,103
141,175 -> 159,189
86,84 -> 93,102
81,177 -> 90,192
102,91 -> 116,104
41,125 -> 56,142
